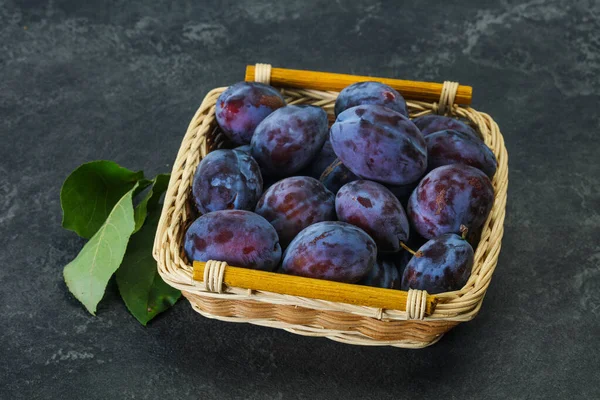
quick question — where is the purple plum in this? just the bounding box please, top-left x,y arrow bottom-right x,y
385,181 -> 420,207
184,210 -> 281,271
412,114 -> 478,139
192,149 -> 263,214
335,180 -> 409,252
319,159 -> 359,194
426,129 -> 497,177
359,254 -> 401,289
330,104 -> 427,185
251,105 -> 328,177
335,81 -> 408,117
301,139 -> 338,179
407,164 -> 494,239
282,221 -> 376,283
401,233 -> 474,294
215,82 -> 286,145
255,176 -> 336,248
234,144 -> 252,153
321,158 -> 420,204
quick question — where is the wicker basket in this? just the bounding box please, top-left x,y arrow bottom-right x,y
153,64 -> 508,348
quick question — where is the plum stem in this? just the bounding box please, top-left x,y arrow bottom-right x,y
460,224 -> 469,240
400,242 -> 422,257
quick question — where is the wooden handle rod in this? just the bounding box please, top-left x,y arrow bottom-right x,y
193,261 -> 438,316
245,65 -> 472,105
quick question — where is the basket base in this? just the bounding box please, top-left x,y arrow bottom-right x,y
183,291 -> 456,348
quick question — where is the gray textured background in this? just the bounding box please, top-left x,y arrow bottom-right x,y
1,1 -> 599,399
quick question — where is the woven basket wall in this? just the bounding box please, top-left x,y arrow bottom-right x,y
153,67 -> 508,348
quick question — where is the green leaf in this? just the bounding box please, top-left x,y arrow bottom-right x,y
61,161 -> 144,239
133,174 -> 170,233
117,176 -> 180,325
63,185 -> 138,315
134,178 -> 153,197
116,212 -> 180,325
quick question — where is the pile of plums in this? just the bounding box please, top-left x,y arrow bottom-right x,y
184,80 -> 496,294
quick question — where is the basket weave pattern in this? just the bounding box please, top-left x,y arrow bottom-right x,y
153,71 -> 508,348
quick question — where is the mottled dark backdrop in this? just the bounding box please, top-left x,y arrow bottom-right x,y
1,1 -> 599,399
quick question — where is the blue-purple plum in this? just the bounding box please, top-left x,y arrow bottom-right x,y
330,105 -> 427,185
321,159 -> 420,203
408,164 -> 494,239
335,180 -> 409,252
192,149 -> 263,214
282,221 -> 376,283
412,114 -> 478,139
465,224 -> 484,249
400,233 -> 474,294
301,139 -> 337,179
234,143 -> 275,185
396,250 -> 412,278
262,175 -> 280,192
251,105 -> 328,177
359,254 -> 401,289
184,210 -> 281,271
426,129 -> 497,177
255,176 -> 335,248
385,181 -> 420,207
234,144 -> 252,153
215,82 -> 286,145
396,233 -> 428,277
335,81 -> 408,117
319,159 -> 359,194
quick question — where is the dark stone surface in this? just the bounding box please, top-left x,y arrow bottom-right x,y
1,1 -> 599,398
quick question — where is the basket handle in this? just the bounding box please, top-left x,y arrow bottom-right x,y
193,261 -> 438,318
245,63 -> 472,105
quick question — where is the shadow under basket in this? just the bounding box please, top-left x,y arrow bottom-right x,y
153,64 -> 508,348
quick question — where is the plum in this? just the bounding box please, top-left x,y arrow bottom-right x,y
319,159 -> 359,194
330,104 -> 427,185
395,232 -> 428,276
335,180 -> 409,252
251,105 -> 328,177
359,254 -> 401,289
412,114 -> 478,139
400,233 -> 474,294
320,159 -> 419,203
255,176 -> 335,248
335,81 -> 408,117
261,175 -> 281,192
426,129 -> 497,177
385,181 -> 420,207
396,250 -> 412,278
184,210 -> 281,271
408,164 -> 494,239
301,139 -> 337,179
281,221 -> 376,283
215,82 -> 286,145
234,143 -> 276,185
192,149 -> 263,214
234,144 -> 252,154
